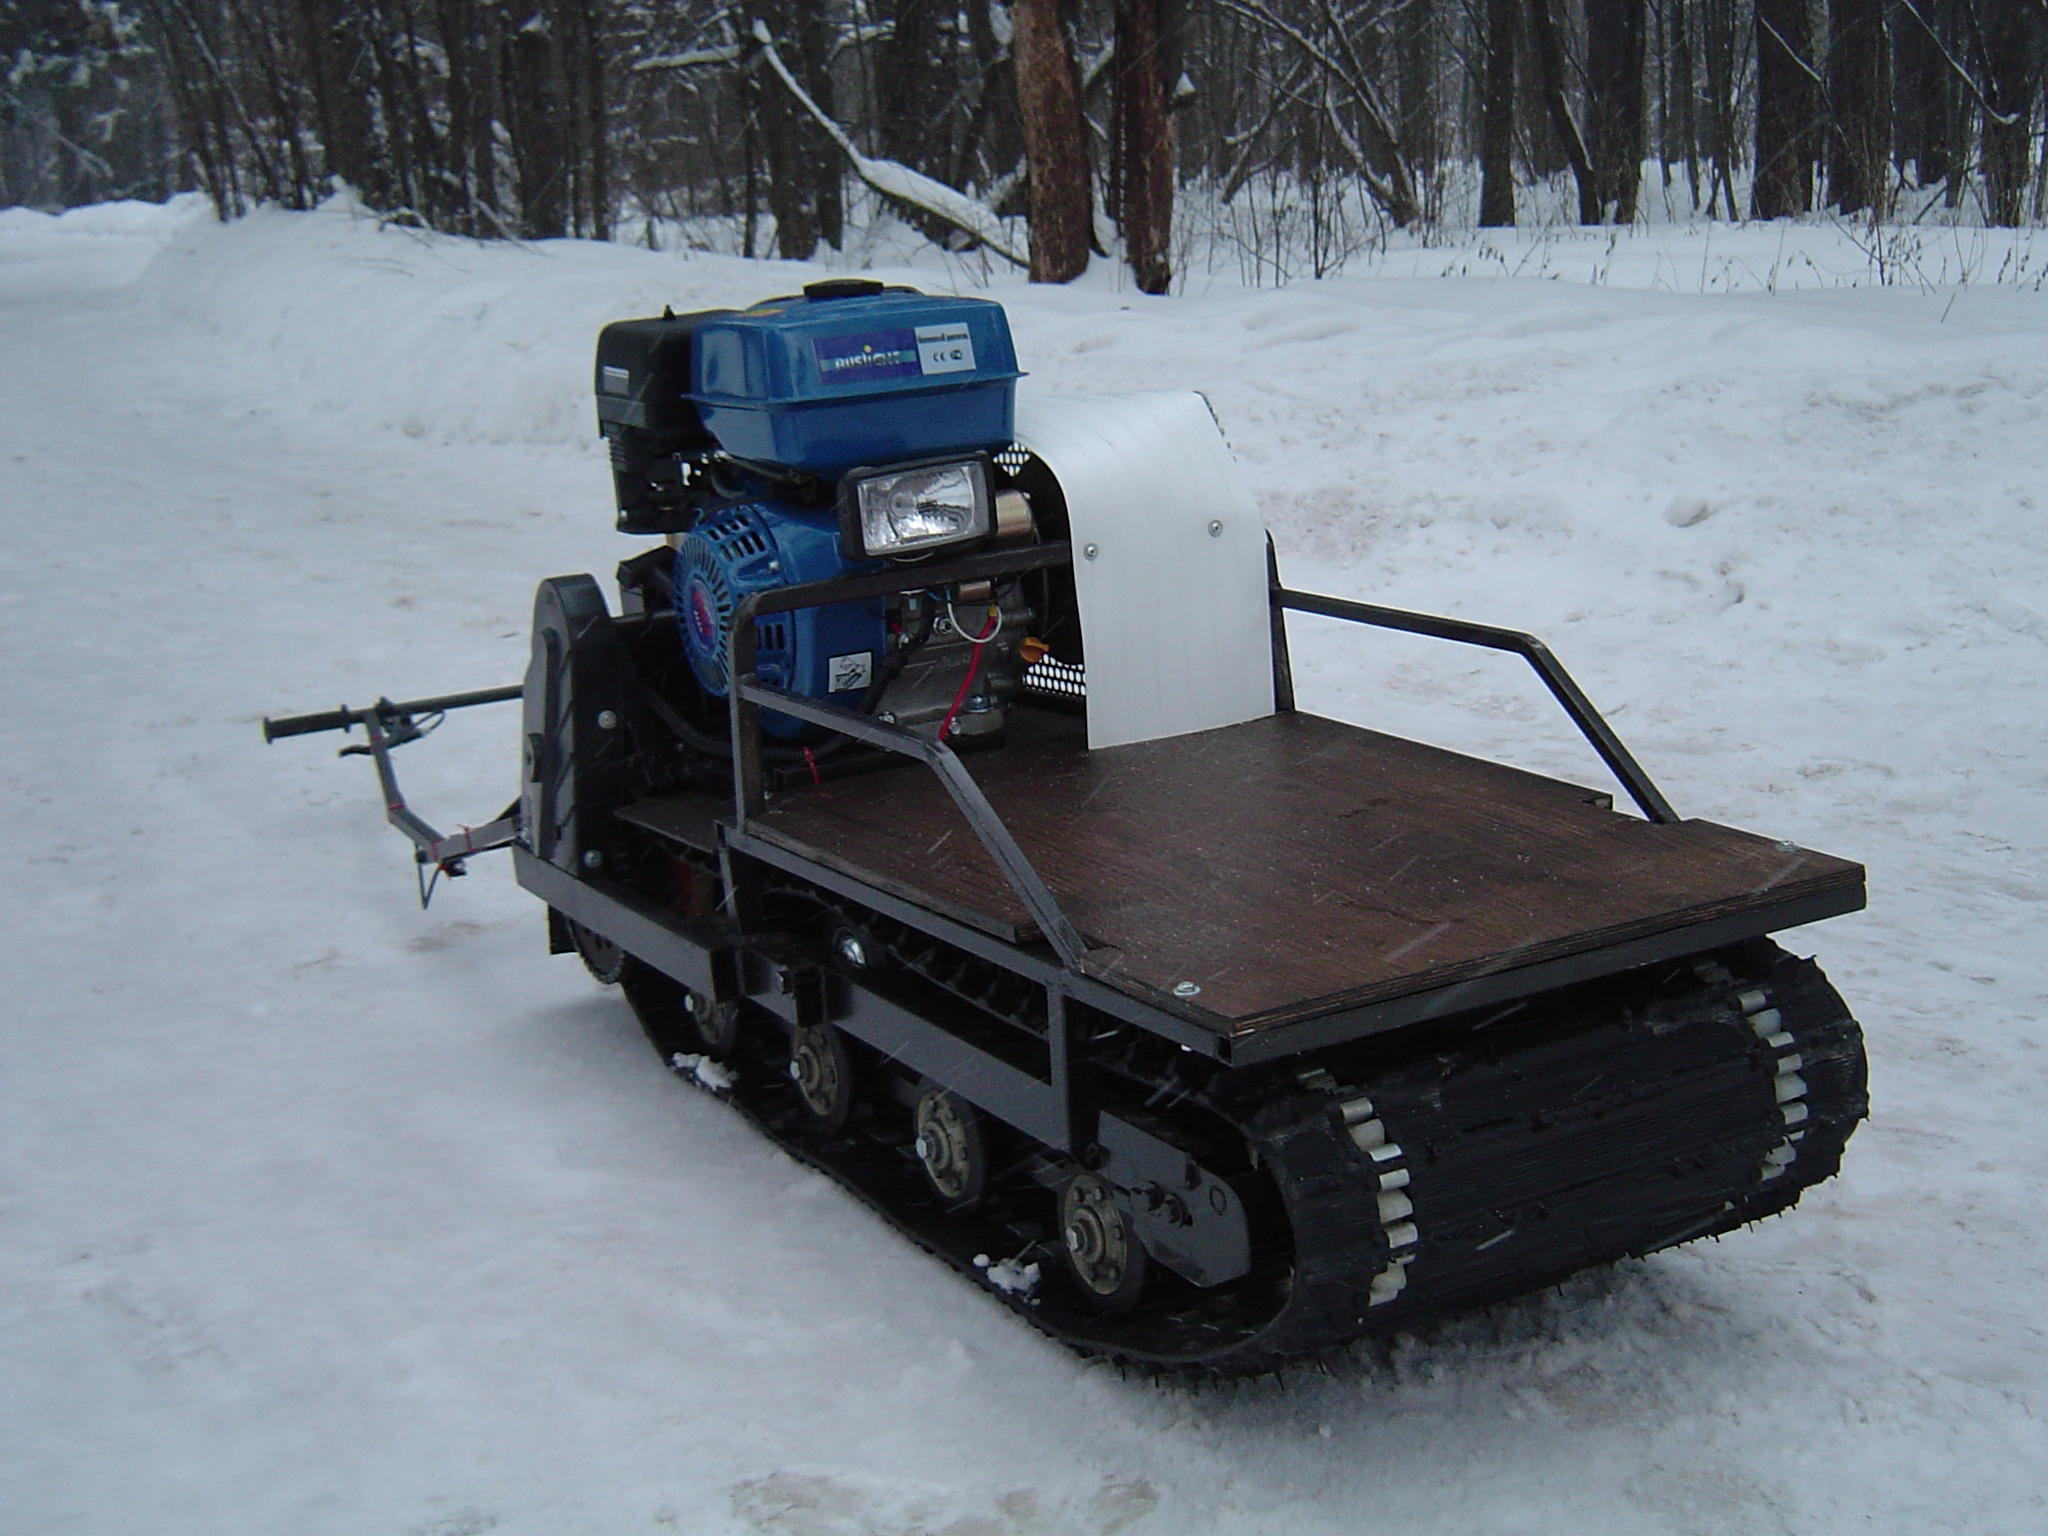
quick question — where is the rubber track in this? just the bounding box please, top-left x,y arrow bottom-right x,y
634,938 -> 1865,1376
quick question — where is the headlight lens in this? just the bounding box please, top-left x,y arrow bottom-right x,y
851,460 -> 990,557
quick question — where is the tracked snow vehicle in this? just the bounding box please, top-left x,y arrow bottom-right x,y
265,280 -> 1867,1373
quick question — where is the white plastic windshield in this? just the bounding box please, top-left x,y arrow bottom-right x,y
1013,391 -> 1275,750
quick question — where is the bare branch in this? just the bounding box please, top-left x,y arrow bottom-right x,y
749,21 -> 1027,267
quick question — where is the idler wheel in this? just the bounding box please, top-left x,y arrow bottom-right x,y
683,988 -> 742,1060
1060,1173 -> 1149,1312
568,920 -> 626,986
790,1023 -> 855,1130
913,1086 -> 987,1209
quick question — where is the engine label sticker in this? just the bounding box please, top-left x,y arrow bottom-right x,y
814,328 -> 921,385
915,323 -> 977,374
826,651 -> 873,692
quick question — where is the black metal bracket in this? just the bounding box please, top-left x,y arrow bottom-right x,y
1271,587 -> 1679,825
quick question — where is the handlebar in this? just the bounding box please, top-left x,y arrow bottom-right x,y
262,684 -> 523,743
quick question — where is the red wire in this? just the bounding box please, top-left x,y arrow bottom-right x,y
937,607 -> 1002,743
802,746 -> 822,786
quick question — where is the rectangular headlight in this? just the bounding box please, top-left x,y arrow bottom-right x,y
843,458 -> 991,558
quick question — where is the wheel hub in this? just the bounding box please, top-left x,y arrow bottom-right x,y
1060,1174 -> 1132,1297
790,1027 -> 839,1117
914,1090 -> 979,1203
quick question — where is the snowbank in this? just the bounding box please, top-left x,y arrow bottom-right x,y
4,201 -> 2047,1534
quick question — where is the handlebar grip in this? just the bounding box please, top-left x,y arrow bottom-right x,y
262,707 -> 356,742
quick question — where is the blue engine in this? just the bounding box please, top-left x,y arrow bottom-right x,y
674,501 -> 885,739
596,282 -> 1024,742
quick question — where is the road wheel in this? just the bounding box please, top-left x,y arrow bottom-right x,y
1060,1173 -> 1149,1313
684,989 -> 742,1060
913,1086 -> 988,1210
790,1023 -> 855,1130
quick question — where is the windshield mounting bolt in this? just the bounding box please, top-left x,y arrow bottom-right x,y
1083,543 -> 1099,560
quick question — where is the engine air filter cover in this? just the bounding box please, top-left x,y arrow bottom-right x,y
689,287 -> 1021,475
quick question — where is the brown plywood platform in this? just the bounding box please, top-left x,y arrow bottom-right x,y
633,712 -> 1863,1033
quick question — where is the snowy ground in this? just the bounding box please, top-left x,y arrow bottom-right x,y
4,199 -> 2046,1535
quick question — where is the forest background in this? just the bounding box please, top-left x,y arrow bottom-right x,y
3,1 -> 2044,293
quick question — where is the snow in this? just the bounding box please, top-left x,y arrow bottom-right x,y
4,197 -> 2047,1533
671,1054 -> 738,1096
973,1255 -> 1043,1299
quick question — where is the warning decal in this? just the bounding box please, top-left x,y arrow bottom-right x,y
826,652 -> 874,692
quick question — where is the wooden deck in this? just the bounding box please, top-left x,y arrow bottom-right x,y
626,711 -> 1864,1033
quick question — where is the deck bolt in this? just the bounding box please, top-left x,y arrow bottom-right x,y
1173,981 -> 1201,998
582,849 -> 603,868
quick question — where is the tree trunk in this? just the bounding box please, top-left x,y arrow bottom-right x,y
1528,0 -> 1601,222
1674,0 -> 1700,208
1827,0 -> 1888,214
748,1 -> 839,256
1012,0 -> 1091,283
435,0 -> 480,230
1114,0 -> 1174,293
504,0 -> 565,236
1702,0 -> 1740,215
1400,0 -> 1437,174
1893,0 -> 1950,185
1586,0 -> 1648,220
1977,0 -> 2043,227
586,0 -> 609,239
1752,0 -> 1815,217
878,0 -> 959,244
792,1 -> 841,250
1480,0 -> 1518,226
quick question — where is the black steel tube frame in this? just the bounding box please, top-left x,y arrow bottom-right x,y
735,680 -> 1089,969
1271,588 -> 1680,826
723,541 -> 1088,971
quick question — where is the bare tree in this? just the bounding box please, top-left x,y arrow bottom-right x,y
1828,0 -> 1889,214
1013,0 -> 1092,281
15,0 -> 2048,270
1212,0 -> 1423,226
1753,0 -> 1816,217
1114,0 -> 1175,292
1528,0 -> 1599,220
1585,0 -> 1647,220
1969,0 -> 2044,226
1478,0 -> 1517,226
